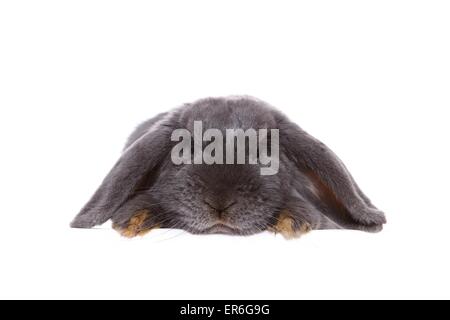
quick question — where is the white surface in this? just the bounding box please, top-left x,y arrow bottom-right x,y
0,1 -> 449,299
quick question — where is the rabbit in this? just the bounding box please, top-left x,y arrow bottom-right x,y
71,96 -> 386,239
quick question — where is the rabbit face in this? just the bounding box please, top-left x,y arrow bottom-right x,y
150,162 -> 284,235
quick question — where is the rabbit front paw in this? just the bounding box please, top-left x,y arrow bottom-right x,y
269,210 -> 312,239
112,210 -> 159,238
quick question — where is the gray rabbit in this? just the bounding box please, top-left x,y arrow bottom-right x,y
71,96 -> 386,239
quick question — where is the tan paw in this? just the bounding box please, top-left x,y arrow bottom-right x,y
113,210 -> 159,238
269,211 -> 311,240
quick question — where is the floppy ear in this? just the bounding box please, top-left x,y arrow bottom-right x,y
278,118 -> 386,231
70,116 -> 175,229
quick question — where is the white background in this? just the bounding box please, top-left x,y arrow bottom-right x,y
0,1 -> 449,300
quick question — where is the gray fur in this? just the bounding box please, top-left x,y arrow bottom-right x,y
71,96 -> 386,235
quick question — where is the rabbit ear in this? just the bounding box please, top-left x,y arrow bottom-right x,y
278,118 -> 386,231
70,114 -> 176,229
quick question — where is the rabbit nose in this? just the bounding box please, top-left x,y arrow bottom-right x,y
204,200 -> 236,217
204,200 -> 223,212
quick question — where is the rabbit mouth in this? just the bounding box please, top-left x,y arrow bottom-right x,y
187,222 -> 265,236
203,223 -> 239,235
